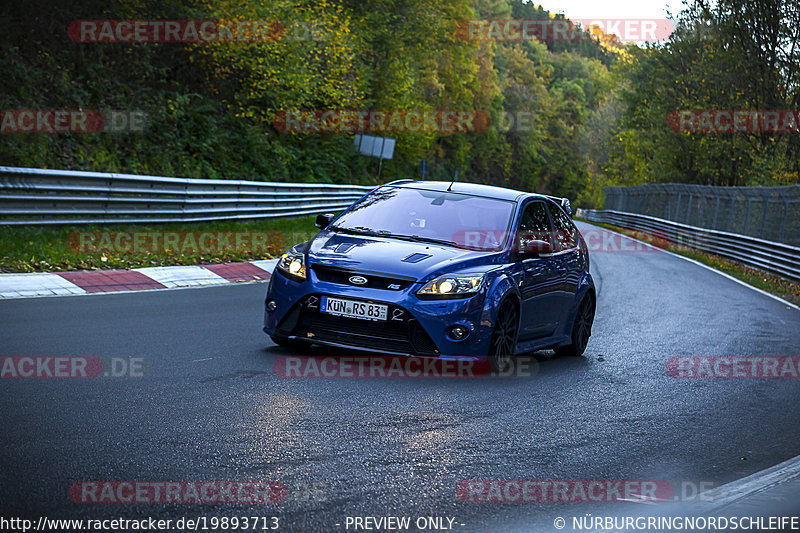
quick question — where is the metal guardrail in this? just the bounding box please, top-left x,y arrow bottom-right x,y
0,166 -> 375,225
603,183 -> 800,247
577,208 -> 800,282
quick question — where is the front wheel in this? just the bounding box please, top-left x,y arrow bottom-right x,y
555,295 -> 595,357
488,298 -> 519,372
269,334 -> 299,348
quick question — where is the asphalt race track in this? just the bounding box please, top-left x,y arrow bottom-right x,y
2,221 -> 799,532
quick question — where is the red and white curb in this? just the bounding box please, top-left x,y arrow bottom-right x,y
0,259 -> 278,299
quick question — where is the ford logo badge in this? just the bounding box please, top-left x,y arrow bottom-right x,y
349,275 -> 368,285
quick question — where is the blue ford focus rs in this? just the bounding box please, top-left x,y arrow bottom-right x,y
263,180 -> 595,370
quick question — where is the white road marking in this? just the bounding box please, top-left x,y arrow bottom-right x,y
698,454 -> 800,511
132,265 -> 227,288
0,273 -> 86,298
250,259 -> 279,273
0,260 -> 275,300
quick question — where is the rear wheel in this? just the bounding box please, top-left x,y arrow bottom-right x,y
555,295 -> 595,357
488,298 -> 519,372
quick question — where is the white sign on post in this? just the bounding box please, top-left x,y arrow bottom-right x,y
354,135 -> 396,180
354,134 -> 395,160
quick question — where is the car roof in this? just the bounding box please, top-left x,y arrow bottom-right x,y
384,180 -> 548,202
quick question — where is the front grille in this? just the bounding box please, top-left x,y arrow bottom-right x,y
311,265 -> 414,291
286,295 -> 439,356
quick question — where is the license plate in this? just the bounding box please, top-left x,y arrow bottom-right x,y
320,297 -> 387,321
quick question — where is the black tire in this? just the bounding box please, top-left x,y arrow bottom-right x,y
555,295 -> 595,357
488,298 -> 519,372
270,334 -> 296,348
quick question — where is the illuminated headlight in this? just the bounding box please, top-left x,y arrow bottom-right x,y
277,251 -> 306,281
417,273 -> 485,299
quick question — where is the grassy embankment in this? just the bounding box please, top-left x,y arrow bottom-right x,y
0,216 -> 319,273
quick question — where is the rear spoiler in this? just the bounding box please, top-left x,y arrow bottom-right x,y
545,196 -> 572,217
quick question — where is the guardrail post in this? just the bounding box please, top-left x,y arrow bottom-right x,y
104,174 -> 112,223
696,194 -> 703,226
182,182 -> 189,220
665,194 -> 671,219
780,198 -> 789,243
727,197 -> 735,232
743,198 -> 751,235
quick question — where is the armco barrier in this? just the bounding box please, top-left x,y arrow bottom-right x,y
0,166 -> 374,225
578,209 -> 800,282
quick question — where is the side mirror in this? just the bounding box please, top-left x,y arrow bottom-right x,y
561,198 -> 572,217
315,213 -> 335,229
518,238 -> 553,258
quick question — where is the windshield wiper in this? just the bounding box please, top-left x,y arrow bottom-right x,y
408,235 -> 461,247
386,233 -> 461,248
328,225 -> 382,237
329,226 -> 461,248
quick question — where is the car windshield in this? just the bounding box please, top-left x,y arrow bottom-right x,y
330,186 -> 515,251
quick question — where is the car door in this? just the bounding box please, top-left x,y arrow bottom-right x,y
516,201 -> 562,341
545,202 -> 583,328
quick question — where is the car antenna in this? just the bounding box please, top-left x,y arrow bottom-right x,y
447,167 -> 462,191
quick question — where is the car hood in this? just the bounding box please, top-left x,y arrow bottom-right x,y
307,230 -> 502,281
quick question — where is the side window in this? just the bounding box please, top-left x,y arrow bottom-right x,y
548,204 -> 579,251
517,201 -> 553,253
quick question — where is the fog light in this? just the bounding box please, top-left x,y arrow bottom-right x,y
449,325 -> 469,340
266,299 -> 277,312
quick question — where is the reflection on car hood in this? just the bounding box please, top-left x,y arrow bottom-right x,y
307,230 -> 500,280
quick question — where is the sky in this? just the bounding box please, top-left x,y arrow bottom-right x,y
534,0 -> 685,42
538,0 -> 683,20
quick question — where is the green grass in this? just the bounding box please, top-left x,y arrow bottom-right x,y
0,216 -> 320,273
575,217 -> 800,306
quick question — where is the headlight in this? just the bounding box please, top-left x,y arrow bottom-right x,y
417,273 -> 485,299
276,251 -> 306,281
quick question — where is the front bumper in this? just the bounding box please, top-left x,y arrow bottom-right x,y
264,269 -> 496,360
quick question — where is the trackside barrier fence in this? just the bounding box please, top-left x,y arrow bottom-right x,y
603,183 -> 800,247
0,166 -> 374,225
577,208 -> 800,282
